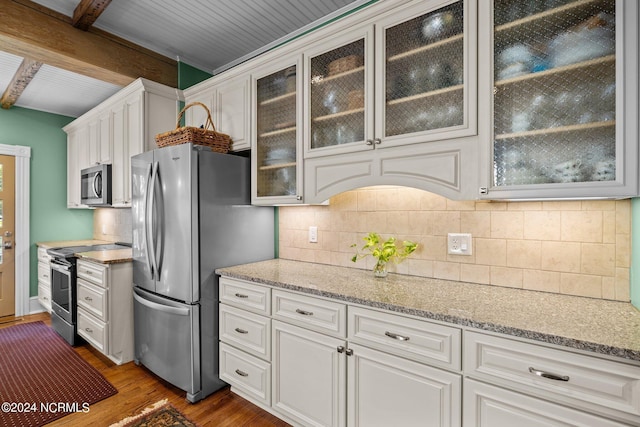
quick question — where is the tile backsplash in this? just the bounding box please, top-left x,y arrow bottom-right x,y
93,208 -> 132,244
279,186 -> 631,302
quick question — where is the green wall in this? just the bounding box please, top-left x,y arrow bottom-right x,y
178,61 -> 213,90
0,106 -> 94,298
632,199 -> 640,309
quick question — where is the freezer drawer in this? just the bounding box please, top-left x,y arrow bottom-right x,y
133,287 -> 200,399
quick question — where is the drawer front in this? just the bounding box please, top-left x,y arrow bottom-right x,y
465,331 -> 640,422
272,289 -> 346,338
37,262 -> 51,285
38,284 -> 51,312
77,310 -> 107,353
348,306 -> 461,370
77,260 -> 107,287
77,279 -> 108,322
37,247 -> 51,263
220,342 -> 271,406
220,277 -> 270,315
220,303 -> 271,360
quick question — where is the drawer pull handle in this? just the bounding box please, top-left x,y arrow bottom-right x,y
528,367 -> 569,382
295,308 -> 313,316
234,328 -> 248,334
43,274 -> 48,278
86,271 -> 93,275
235,369 -> 249,377
85,327 -> 93,333
234,293 -> 249,299
385,331 -> 410,341
84,296 -> 93,302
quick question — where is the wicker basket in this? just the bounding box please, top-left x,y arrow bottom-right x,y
155,102 -> 231,153
328,55 -> 364,76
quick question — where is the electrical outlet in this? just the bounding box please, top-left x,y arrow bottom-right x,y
309,226 -> 318,243
448,233 -> 472,255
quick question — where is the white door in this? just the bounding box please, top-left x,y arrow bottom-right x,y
272,320 -> 346,427
347,343 -> 461,427
0,155 -> 15,318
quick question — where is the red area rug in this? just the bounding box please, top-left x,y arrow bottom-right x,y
0,321 -> 117,426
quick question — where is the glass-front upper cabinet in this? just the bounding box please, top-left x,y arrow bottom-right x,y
304,0 -> 476,159
484,0 -> 638,198
252,57 -> 303,205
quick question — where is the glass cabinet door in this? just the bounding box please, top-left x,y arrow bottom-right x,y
308,36 -> 368,154
492,0 -> 617,187
254,62 -> 300,202
383,0 -> 466,139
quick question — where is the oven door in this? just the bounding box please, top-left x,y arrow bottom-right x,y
50,259 -> 75,324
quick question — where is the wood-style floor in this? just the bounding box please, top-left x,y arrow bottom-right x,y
1,313 -> 290,427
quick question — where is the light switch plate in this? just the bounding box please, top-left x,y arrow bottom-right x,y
309,226 -> 318,243
448,233 -> 472,255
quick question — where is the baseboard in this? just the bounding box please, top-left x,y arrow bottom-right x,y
29,296 -> 47,315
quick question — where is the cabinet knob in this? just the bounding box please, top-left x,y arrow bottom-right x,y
373,138 -> 382,145
337,346 -> 345,353
345,348 -> 354,356
366,139 -> 374,145
296,195 -> 302,201
84,296 -> 93,302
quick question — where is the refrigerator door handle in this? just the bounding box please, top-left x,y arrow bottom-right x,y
133,290 -> 190,316
154,163 -> 164,280
148,161 -> 159,281
143,163 -> 154,278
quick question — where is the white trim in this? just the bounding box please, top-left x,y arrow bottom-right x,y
29,296 -> 46,314
0,144 -> 31,317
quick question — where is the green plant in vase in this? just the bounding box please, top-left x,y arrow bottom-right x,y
351,232 -> 418,278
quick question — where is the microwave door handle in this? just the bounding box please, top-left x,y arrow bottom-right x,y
148,161 -> 159,281
143,163 -> 154,278
92,172 -> 101,198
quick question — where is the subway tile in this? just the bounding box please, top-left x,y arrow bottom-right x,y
491,211 -> 524,239
541,241 -> 581,273
560,211 -> 603,243
433,261 -> 460,281
475,238 -> 507,266
602,211 -> 616,244
419,192 -> 448,210
507,201 -> 542,211
523,211 -> 561,240
581,243 -> 615,276
431,211 -> 461,236
615,267 -> 631,301
542,200 -> 582,211
523,270 -> 561,293
616,200 -> 632,235
490,266 -> 523,288
506,240 -> 542,269
560,273 -> 602,298
460,211 -> 491,238
407,258 -> 434,277
446,199 -> 476,211
582,200 -> 616,211
460,264 -> 490,284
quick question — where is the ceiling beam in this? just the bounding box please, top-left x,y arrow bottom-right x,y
72,0 -> 112,30
0,0 -> 177,88
0,58 -> 42,109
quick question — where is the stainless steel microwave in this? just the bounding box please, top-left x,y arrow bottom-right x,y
80,164 -> 112,206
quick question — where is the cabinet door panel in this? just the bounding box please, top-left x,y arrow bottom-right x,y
348,343 -> 461,427
217,77 -> 250,151
272,320 -> 346,427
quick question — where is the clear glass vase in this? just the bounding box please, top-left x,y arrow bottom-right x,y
373,260 -> 388,278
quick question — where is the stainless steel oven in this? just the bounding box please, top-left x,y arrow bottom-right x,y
81,164 -> 112,206
49,256 -> 80,345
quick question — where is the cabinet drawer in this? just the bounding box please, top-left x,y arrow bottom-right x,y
37,262 -> 51,285
220,277 -> 271,315
77,310 -> 107,353
37,247 -> 51,263
37,284 -> 51,312
272,289 -> 346,338
77,260 -> 107,287
220,303 -> 271,360
77,279 -> 108,322
220,342 -> 271,406
348,306 -> 461,370
464,331 -> 640,422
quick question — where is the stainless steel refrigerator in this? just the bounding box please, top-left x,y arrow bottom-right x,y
131,143 -> 274,403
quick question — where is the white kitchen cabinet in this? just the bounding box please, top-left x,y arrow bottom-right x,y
272,319 -> 347,427
478,0 -> 639,199
76,258 -> 133,365
464,379 -> 630,427
64,78 -> 182,208
36,246 -> 52,312
251,56 -> 304,205
348,343 -> 461,427
184,74 -> 251,152
304,0 -> 479,202
464,330 -> 640,425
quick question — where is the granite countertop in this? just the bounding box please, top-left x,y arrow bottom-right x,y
38,239 -> 133,264
216,259 -> 640,362
75,248 -> 133,264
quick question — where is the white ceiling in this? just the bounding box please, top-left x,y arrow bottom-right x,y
1,0 -> 365,118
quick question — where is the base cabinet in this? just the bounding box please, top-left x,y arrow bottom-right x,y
36,246 -> 52,313
464,379 -> 629,427
76,259 -> 133,365
272,320 -> 346,427
348,343 -> 461,427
